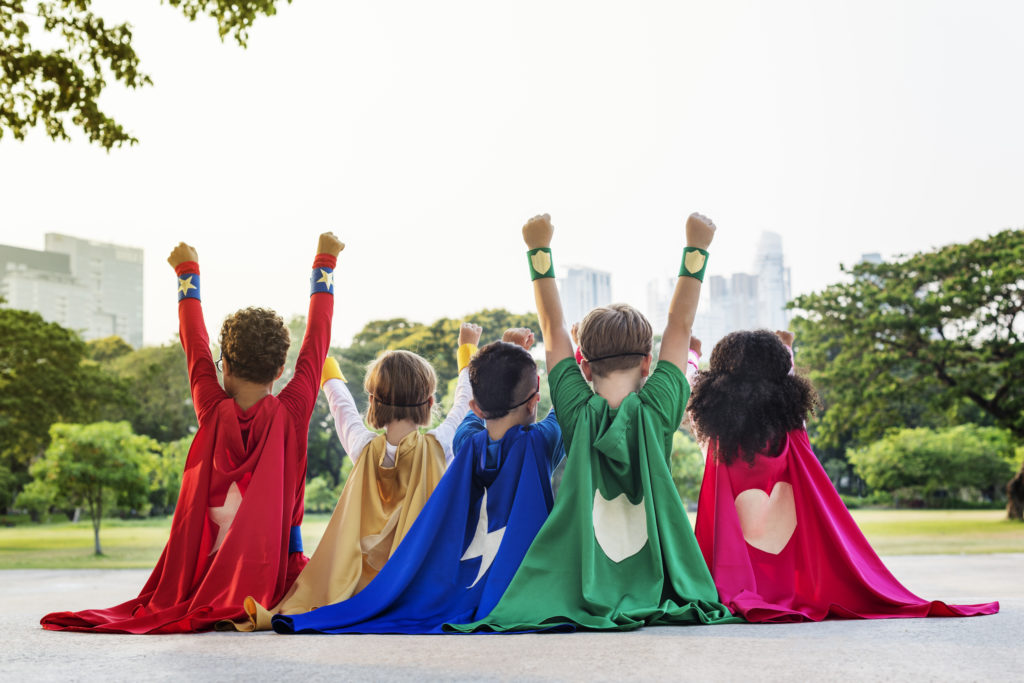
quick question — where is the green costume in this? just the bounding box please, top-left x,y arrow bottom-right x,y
450,358 -> 739,631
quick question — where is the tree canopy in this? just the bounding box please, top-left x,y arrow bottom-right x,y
1,0 -> 288,149
791,228 -> 1024,452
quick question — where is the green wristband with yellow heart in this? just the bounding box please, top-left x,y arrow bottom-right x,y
679,247 -> 710,281
527,247 -> 555,281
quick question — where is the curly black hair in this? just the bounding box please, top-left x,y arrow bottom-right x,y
688,330 -> 818,466
218,307 -> 290,385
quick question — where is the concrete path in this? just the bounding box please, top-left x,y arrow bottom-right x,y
1,555 -> 1020,681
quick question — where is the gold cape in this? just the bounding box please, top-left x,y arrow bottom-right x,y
237,430 -> 446,631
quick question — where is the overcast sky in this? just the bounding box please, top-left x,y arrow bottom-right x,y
2,0 -> 1021,347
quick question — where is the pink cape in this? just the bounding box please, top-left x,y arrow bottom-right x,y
694,429 -> 999,622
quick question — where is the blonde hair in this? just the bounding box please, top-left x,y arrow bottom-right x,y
364,350 -> 438,428
577,303 -> 653,376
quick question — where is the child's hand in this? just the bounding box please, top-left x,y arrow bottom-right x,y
522,213 -> 554,249
502,327 -> 535,350
570,322 -> 580,346
775,330 -> 795,346
685,212 -> 716,250
689,335 -> 702,357
317,232 -> 345,257
167,242 -> 199,269
458,322 -> 483,346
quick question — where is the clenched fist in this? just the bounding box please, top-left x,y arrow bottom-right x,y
167,242 -> 199,269
459,322 -> 483,347
502,327 -> 535,351
522,213 -> 554,249
317,232 -> 345,257
685,212 -> 716,251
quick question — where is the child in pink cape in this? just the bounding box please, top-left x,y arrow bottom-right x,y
690,329 -> 998,622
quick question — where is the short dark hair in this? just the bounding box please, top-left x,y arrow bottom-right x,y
469,341 -> 538,419
688,330 -> 818,466
218,307 -> 290,384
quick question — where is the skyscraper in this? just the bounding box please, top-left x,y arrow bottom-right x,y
0,234 -> 144,347
693,230 -> 791,353
559,266 -> 612,327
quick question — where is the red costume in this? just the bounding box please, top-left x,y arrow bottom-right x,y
695,429 -> 999,622
41,254 -> 335,633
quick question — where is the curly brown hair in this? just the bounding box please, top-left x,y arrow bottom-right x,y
218,307 -> 290,385
688,330 -> 818,466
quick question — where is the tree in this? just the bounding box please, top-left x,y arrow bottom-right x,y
1,0 -> 289,149
87,336 -> 134,363
670,430 -> 704,507
790,228 -> 1024,518
31,421 -> 156,554
145,434 -> 191,516
107,341 -> 196,442
0,308 -> 134,475
847,426 -> 1019,507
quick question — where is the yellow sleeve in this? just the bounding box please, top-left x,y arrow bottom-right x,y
321,356 -> 346,388
457,344 -> 479,374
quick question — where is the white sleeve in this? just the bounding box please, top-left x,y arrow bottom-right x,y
429,368 -> 472,467
323,378 -> 376,464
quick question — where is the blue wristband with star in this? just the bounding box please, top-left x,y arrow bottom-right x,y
310,267 -> 335,295
177,273 -> 200,302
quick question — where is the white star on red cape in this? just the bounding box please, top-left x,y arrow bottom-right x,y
208,481 -> 242,555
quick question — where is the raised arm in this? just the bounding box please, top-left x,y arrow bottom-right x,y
278,232 -> 344,419
168,242 -> 226,425
522,214 -> 574,371
658,213 -> 717,370
433,322 -> 482,465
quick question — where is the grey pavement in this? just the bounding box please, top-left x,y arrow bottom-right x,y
1,554 -> 1020,681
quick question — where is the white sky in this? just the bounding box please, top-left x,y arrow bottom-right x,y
1,0 -> 1022,347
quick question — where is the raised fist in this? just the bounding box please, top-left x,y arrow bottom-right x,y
689,335 -> 702,357
459,322 -> 483,346
167,242 -> 199,269
570,322 -> 580,346
317,232 -> 345,257
775,330 -> 795,347
502,327 -> 535,351
685,212 -> 716,250
522,213 -> 554,249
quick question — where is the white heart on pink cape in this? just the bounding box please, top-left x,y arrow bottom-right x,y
734,482 -> 797,555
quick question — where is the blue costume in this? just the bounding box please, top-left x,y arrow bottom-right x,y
272,410 -> 563,634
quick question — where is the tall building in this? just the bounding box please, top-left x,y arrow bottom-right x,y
0,234 -> 144,347
645,276 -> 675,332
559,266 -> 612,327
694,230 -> 791,353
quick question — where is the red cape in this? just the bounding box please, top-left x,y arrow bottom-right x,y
41,256 -> 333,633
694,429 -> 999,622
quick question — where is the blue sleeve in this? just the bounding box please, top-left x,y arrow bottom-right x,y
454,411 -> 486,456
531,408 -> 565,469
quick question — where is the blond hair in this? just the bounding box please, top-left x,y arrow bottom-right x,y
577,303 -> 653,376
364,350 -> 438,428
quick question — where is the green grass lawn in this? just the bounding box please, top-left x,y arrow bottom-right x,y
0,510 -> 1020,570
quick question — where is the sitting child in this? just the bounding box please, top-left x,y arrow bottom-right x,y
272,328 -> 566,633
41,233 -> 343,633
690,329 -> 999,621
452,212 -> 737,632
239,323 -> 481,630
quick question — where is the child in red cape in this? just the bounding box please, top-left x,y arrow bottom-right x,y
690,329 -> 999,622
41,233 -> 344,633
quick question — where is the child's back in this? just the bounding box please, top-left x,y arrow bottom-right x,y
453,213 -> 738,632
691,330 -> 999,621
41,234 -> 343,634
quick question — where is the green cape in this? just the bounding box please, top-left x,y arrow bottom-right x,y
450,360 -> 740,632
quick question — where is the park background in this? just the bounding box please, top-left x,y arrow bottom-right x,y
1,0 -> 1023,566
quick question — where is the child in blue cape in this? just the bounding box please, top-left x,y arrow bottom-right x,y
272,329 -> 565,634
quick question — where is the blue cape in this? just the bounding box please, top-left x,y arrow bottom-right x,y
272,418 -> 561,634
